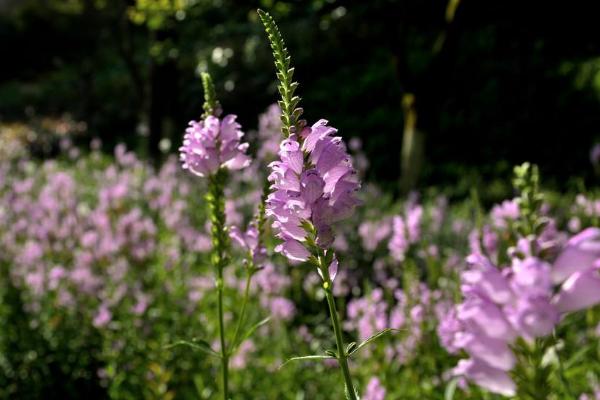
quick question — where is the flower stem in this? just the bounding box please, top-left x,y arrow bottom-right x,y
207,169 -> 230,399
230,267 -> 254,351
324,288 -> 358,400
216,266 -> 229,400
318,252 -> 357,400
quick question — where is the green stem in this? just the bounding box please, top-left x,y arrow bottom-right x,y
216,266 -> 228,400
324,289 -> 357,400
208,169 -> 230,400
318,252 -> 357,400
230,267 -> 254,352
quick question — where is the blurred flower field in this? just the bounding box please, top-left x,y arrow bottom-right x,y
2,7 -> 600,400
1,101 -> 600,399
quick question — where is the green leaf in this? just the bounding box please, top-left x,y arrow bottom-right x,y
564,344 -> 591,369
279,354 -> 335,369
346,342 -> 357,355
238,316 -> 272,346
324,349 -> 338,358
165,339 -> 219,358
445,378 -> 459,400
349,328 -> 396,356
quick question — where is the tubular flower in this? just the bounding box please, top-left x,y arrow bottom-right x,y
229,223 -> 267,265
442,229 -> 600,397
266,119 -> 360,262
179,115 -> 251,177
553,228 -> 600,313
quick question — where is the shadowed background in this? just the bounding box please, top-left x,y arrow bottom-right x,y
2,0 -> 600,194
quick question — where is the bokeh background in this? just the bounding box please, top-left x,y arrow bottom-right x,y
2,0 -> 600,194
3,1 -> 600,399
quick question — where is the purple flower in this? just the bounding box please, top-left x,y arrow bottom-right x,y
554,267 -> 600,313
265,296 -> 296,320
389,216 -> 409,262
453,358 -> 516,397
550,228 -> 600,314
506,296 -> 558,340
457,296 -> 516,342
362,377 -> 386,400
266,120 -> 360,261
438,309 -> 462,354
229,223 -> 267,265
359,219 -> 392,252
454,331 -> 516,371
257,104 -> 283,161
552,227 -> 600,284
491,199 -> 519,229
230,340 -> 255,370
388,204 -> 423,262
462,254 -> 513,304
179,115 -> 251,177
93,304 -> 112,328
510,257 -> 553,296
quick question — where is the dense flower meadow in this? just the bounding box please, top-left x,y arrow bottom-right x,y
2,10 -> 600,400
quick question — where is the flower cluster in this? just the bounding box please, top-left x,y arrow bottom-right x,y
179,115 -> 251,177
553,228 -> 600,313
362,377 -> 386,400
440,228 -> 600,396
388,204 -> 423,262
266,119 -> 360,262
256,103 -> 282,162
230,223 -> 267,265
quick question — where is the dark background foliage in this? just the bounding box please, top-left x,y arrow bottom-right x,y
1,0 -> 600,191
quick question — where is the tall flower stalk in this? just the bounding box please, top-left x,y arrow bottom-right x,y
258,10 -> 364,399
179,72 -> 251,399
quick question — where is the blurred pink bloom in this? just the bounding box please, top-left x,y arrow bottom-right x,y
453,358 -> 516,397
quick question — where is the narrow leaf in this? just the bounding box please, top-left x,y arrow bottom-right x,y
165,339 -> 219,358
346,342 -> 357,355
349,328 -> 396,356
279,354 -> 334,369
324,349 -> 338,358
445,378 -> 459,400
240,316 -> 272,344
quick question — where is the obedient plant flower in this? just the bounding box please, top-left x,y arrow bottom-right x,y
229,223 -> 267,265
178,72 -> 254,400
259,9 -> 366,400
388,204 -> 423,262
179,114 -> 251,177
442,165 -> 600,397
553,227 -> 600,313
266,120 -> 360,261
445,227 -> 600,397
257,103 -> 283,162
362,377 -> 386,400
